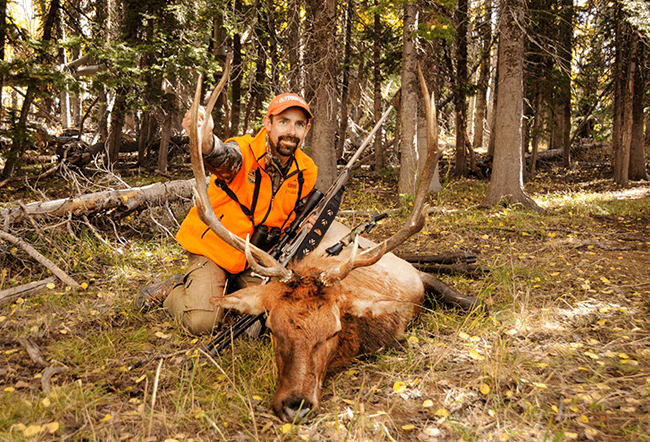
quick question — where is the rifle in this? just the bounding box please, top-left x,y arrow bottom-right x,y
203,104 -> 395,356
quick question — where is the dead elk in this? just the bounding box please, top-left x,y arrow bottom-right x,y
188,67 -> 460,422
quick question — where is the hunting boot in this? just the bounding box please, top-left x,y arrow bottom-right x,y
136,274 -> 185,312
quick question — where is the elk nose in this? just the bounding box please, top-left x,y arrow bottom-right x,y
283,397 -> 313,422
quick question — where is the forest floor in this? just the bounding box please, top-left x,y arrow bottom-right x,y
1,147 -> 649,442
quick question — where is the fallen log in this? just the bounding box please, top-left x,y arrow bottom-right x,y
413,262 -> 489,277
0,277 -> 56,307
1,178 -> 200,226
398,251 -> 477,265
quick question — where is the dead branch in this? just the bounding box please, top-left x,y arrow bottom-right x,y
0,230 -> 80,288
41,366 -> 68,393
18,337 -> 48,367
0,276 -> 56,307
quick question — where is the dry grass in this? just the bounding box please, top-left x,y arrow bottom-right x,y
1,163 -> 649,441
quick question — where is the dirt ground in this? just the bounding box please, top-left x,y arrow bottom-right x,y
1,154 -> 649,441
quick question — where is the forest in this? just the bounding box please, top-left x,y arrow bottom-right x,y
1,0 -> 649,441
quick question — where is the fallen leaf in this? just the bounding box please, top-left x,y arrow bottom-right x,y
422,399 -> 433,408
393,381 -> 406,393
43,422 -> 59,434
281,423 -> 292,434
24,425 -> 44,437
402,424 -> 415,430
480,383 -> 490,395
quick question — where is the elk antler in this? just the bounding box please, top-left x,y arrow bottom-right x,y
322,63 -> 440,284
189,58 -> 292,281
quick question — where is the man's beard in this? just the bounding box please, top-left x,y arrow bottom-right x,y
272,135 -> 301,157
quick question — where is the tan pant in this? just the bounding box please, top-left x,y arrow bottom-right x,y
163,253 -> 262,335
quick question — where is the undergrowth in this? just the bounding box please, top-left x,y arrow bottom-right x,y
1,166 -> 649,441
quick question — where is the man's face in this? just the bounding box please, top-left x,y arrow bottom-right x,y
264,107 -> 311,164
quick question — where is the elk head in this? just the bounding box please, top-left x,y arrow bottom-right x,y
189,63 -> 439,423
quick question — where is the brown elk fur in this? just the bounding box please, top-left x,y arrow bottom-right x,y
211,234 -> 424,422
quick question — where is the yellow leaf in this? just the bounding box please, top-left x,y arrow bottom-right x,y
135,374 -> 146,384
42,397 -> 51,407
599,277 -> 610,284
584,351 -> 599,359
422,399 -> 434,408
5,348 -> 19,355
155,332 -> 172,339
402,424 -> 415,430
43,422 -> 59,434
458,331 -> 470,340
533,382 -> 548,390
435,408 -> 449,418
46,282 -> 56,289
536,363 -> 548,369
4,387 -> 15,392
599,307 -> 610,313
576,415 -> 589,423
480,384 -> 490,395
24,425 -> 44,437
469,349 -> 485,360
80,282 -> 89,290
408,336 -> 419,345
281,423 -> 292,434
565,432 -> 578,440
99,414 -> 112,422
252,395 -> 262,401
618,353 -> 629,359
393,381 -> 406,393
551,405 -> 559,413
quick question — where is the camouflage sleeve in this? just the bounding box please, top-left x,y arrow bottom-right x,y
203,136 -> 243,182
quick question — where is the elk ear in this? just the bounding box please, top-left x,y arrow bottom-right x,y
210,285 -> 269,316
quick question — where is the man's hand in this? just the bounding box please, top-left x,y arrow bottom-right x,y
182,106 -> 215,156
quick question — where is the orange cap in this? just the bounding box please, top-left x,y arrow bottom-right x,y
266,93 -> 313,120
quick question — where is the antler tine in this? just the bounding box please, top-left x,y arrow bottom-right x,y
322,62 -> 439,283
189,63 -> 292,280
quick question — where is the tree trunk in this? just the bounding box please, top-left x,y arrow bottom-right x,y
454,0 -> 469,176
615,29 -> 637,186
107,92 -> 127,165
286,0 -> 302,92
305,0 -> 338,189
628,39 -> 647,181
485,0 -> 539,209
230,3 -> 242,136
398,1 -> 419,195
558,0 -> 573,168
472,0 -> 491,152
373,7 -> 385,172
336,0 -> 355,159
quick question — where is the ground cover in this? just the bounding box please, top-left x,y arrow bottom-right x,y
1,162 -> 649,441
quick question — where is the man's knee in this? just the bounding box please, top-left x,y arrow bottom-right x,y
180,308 -> 224,336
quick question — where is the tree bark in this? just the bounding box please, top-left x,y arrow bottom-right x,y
485,0 -> 539,209
472,0 -> 492,152
454,0 -> 469,176
628,39 -> 647,181
398,1 -> 419,195
305,0 -> 339,189
373,7 -> 385,172
336,0 -> 355,159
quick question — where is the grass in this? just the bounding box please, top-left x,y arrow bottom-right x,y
1,162 -> 650,441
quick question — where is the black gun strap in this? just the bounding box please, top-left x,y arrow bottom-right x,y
292,186 -> 344,262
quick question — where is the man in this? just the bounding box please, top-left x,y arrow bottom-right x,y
137,93 -> 317,335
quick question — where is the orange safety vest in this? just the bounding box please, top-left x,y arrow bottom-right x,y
176,128 -> 318,274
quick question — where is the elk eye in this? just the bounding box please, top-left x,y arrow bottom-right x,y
327,331 -> 340,340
